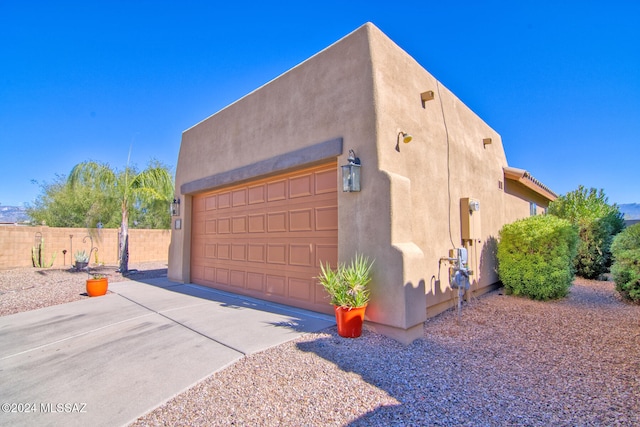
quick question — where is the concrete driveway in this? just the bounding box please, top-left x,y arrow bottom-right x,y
0,278 -> 334,427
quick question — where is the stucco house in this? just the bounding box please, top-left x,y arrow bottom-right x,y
168,23 -> 556,344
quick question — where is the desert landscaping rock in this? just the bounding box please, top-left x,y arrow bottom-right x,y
1,267 -> 638,426
0,262 -> 168,316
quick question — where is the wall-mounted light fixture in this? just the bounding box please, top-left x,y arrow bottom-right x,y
421,90 -> 435,107
483,138 -> 492,147
395,131 -> 413,152
341,149 -> 361,192
171,198 -> 181,216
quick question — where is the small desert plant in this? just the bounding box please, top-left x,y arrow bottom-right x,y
497,215 -> 578,300
31,237 -> 56,268
611,223 -> 640,303
317,253 -> 374,308
74,250 -> 89,263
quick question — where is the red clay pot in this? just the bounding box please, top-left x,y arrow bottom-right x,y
86,278 -> 108,297
334,305 -> 367,338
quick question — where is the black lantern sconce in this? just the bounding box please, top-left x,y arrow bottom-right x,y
171,198 -> 181,216
341,149 -> 361,192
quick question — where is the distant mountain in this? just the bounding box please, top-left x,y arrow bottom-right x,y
619,203 -> 640,220
0,206 -> 29,224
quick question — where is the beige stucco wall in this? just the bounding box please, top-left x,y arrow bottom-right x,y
170,24 -> 378,284
169,23 -> 553,344
0,226 -> 170,269
366,25 -> 512,318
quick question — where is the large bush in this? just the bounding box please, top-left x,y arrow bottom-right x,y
497,215 -> 578,300
611,223 -> 640,303
27,160 -> 173,230
548,186 -> 624,279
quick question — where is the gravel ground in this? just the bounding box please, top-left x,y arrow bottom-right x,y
0,262 -> 168,316
2,269 -> 638,426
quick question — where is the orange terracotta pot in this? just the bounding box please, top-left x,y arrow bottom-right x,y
86,277 -> 108,297
334,305 -> 367,338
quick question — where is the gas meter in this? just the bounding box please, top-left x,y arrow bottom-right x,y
448,248 -> 470,290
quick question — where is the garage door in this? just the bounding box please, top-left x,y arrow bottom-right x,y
190,162 -> 338,314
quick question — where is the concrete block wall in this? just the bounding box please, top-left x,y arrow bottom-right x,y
0,226 -> 170,269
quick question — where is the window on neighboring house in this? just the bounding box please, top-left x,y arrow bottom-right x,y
530,202 -> 537,216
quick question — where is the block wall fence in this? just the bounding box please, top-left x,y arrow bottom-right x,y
0,226 -> 170,269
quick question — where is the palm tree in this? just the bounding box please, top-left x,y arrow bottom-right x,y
68,160 -> 174,274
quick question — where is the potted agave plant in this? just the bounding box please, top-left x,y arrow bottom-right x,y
317,253 -> 374,338
86,273 -> 108,297
84,240 -> 107,297
74,250 -> 89,271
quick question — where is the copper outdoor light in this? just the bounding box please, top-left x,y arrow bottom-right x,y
395,131 -> 413,152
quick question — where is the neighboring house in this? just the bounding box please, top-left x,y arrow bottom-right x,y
168,23 -> 555,344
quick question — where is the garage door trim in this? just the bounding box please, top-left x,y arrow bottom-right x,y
181,137 -> 343,195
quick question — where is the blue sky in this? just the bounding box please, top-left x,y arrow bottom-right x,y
1,1 -> 638,207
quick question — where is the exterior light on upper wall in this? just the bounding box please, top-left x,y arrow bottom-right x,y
395,131 -> 413,152
171,198 -> 181,216
342,149 -> 361,192
421,90 -> 435,107
483,138 -> 492,147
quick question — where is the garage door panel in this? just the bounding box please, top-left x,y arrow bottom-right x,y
192,264 -> 204,281
289,174 -> 313,198
191,162 -> 337,314
204,244 -> 216,258
315,169 -> 338,194
204,267 -> 215,282
290,244 -> 312,267
267,180 -> 287,201
266,275 -> 286,296
194,197 -> 206,212
217,218 -> 231,234
247,272 -> 264,291
248,244 -> 266,263
290,209 -> 313,231
231,244 -> 246,261
316,206 -> 338,230
192,218 -> 205,235
216,192 -> 231,209
204,219 -> 216,234
216,268 -> 229,285
316,244 -> 338,267
204,195 -> 216,211
230,270 -> 245,288
232,189 -> 247,207
248,214 -> 265,232
267,212 -> 287,232
232,216 -> 246,233
248,185 -> 266,204
217,244 -> 230,260
289,277 -> 312,301
266,244 -> 287,264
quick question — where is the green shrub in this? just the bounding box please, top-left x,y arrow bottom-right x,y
573,216 -> 620,279
548,186 -> 624,279
497,215 -> 578,300
611,223 -> 640,303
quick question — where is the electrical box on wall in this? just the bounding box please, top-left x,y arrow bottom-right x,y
460,197 -> 481,241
